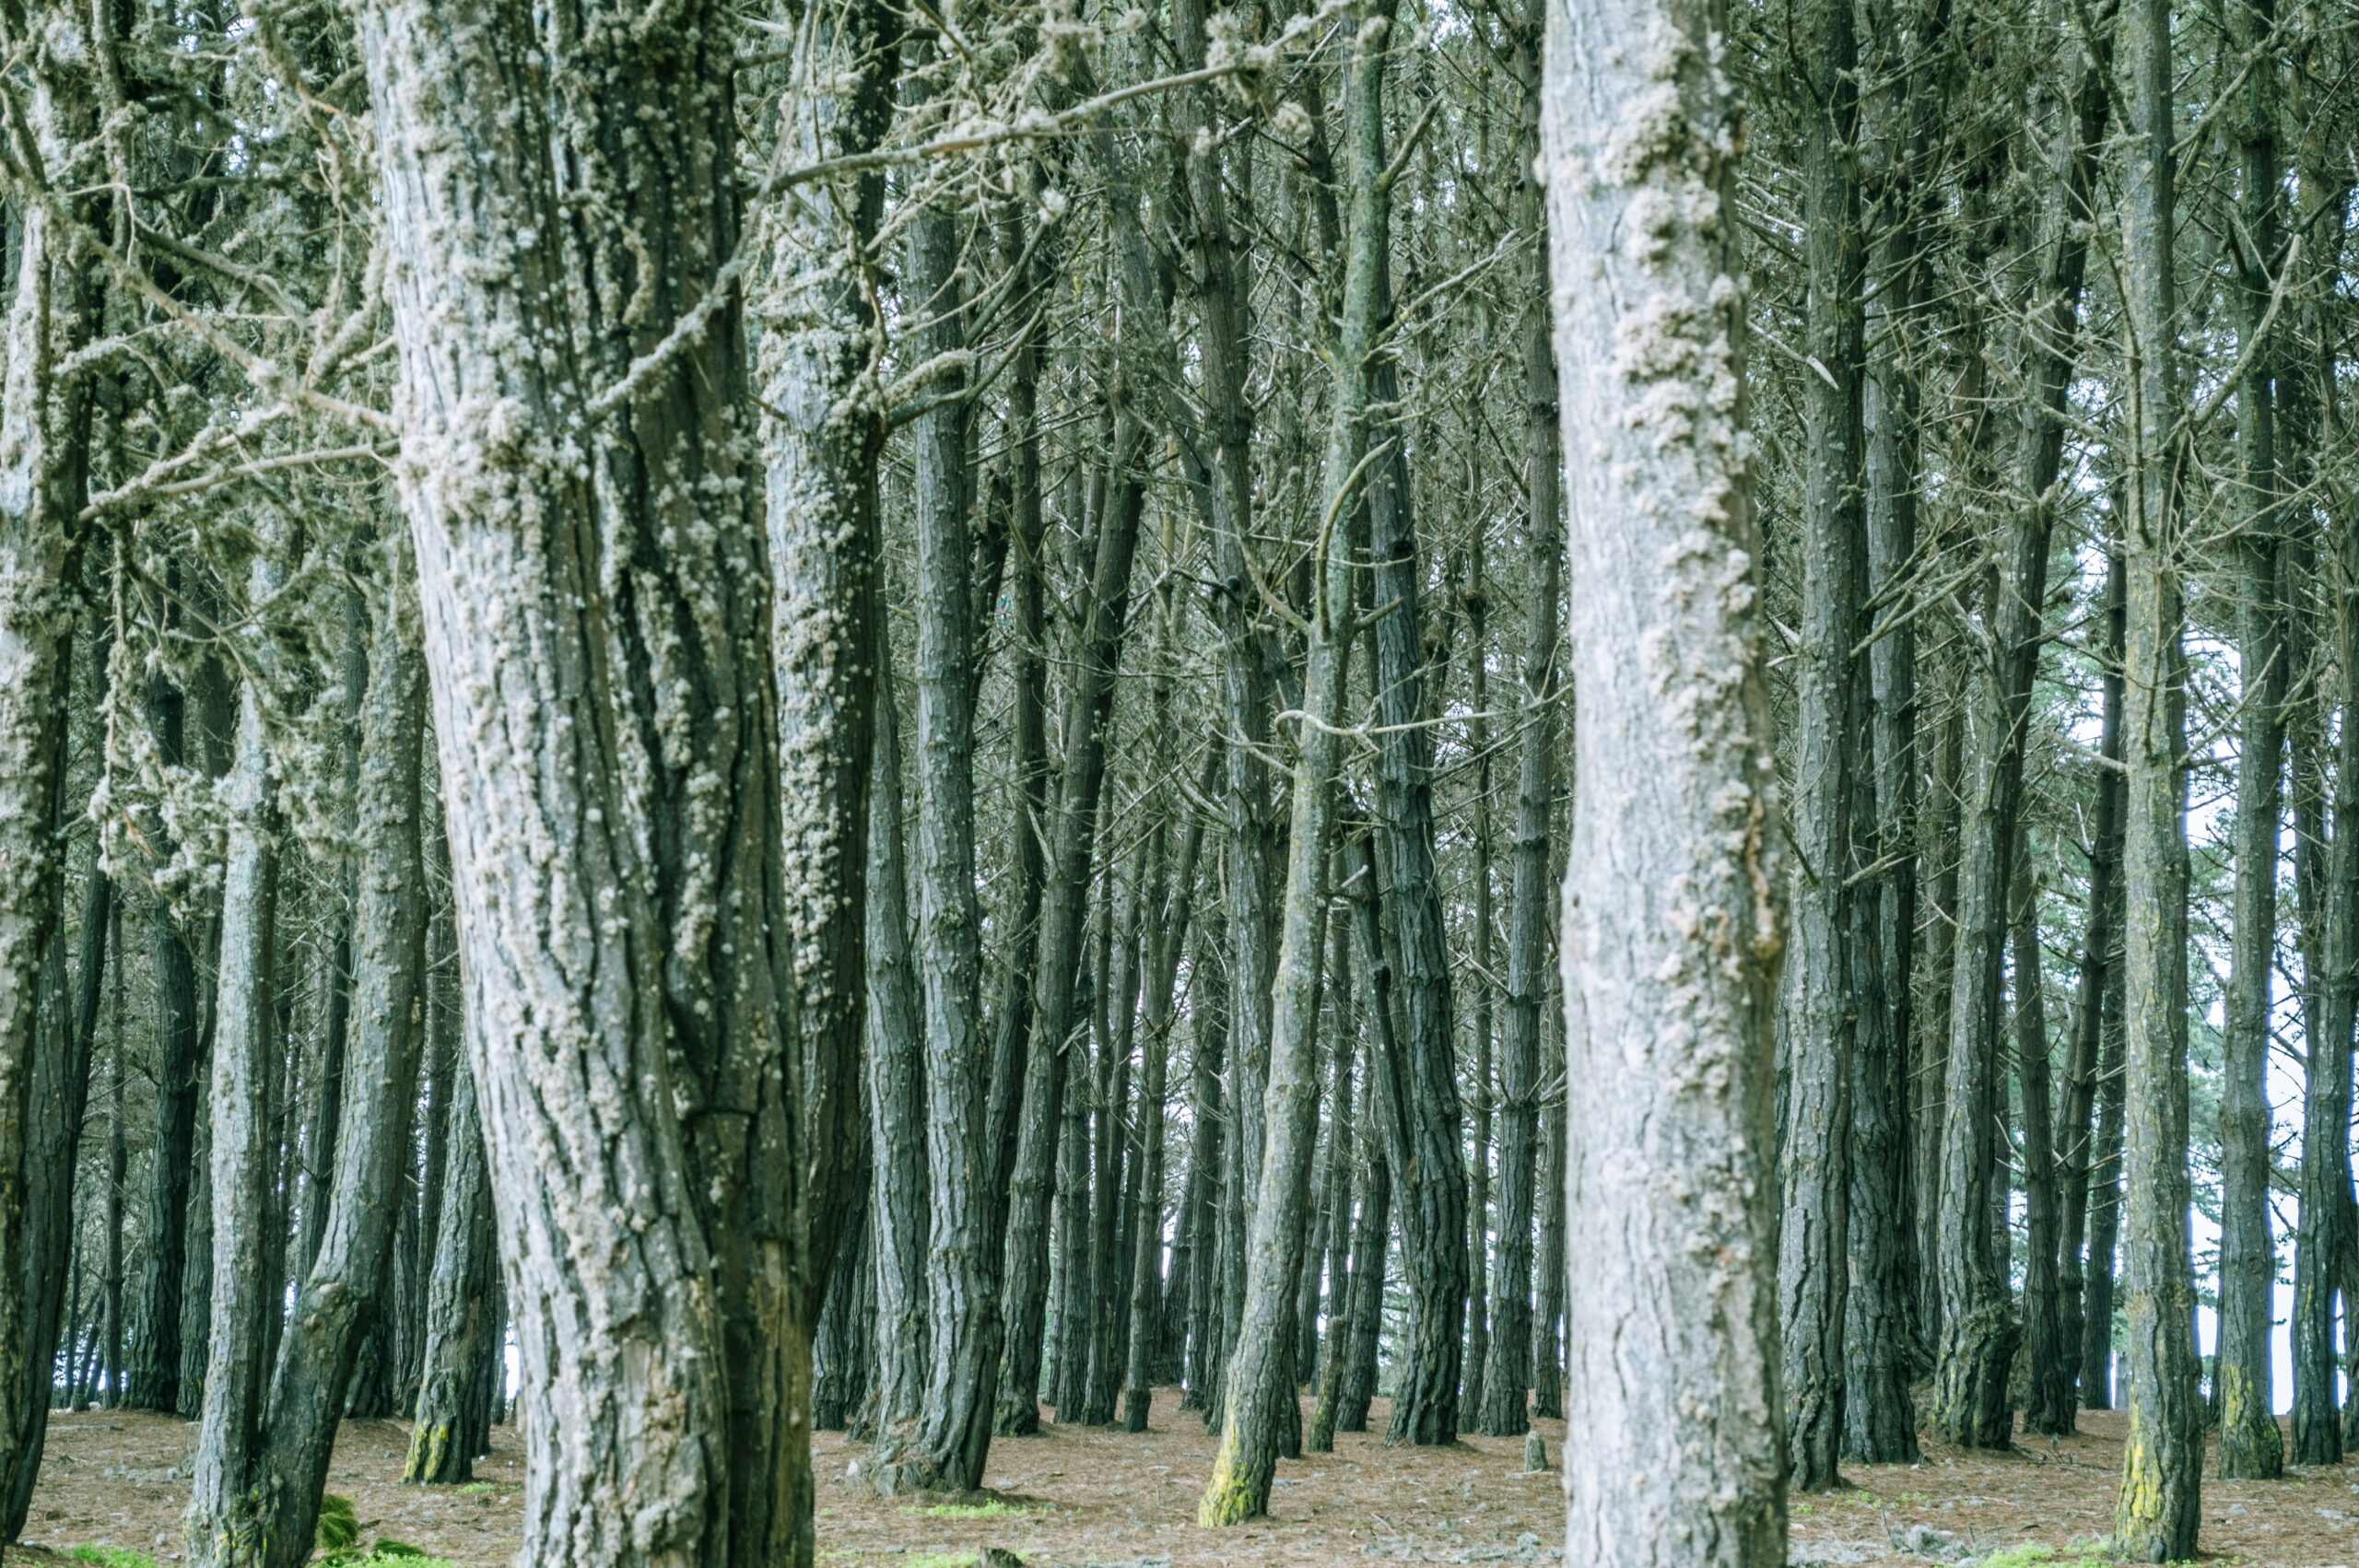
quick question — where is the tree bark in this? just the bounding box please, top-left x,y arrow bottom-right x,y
1543,1 -> 1787,1562
0,18 -> 93,1508
864,614 -> 931,1443
359,3 -> 820,1562
2014,857 -> 2070,1438
1198,54 -> 1377,1495
2214,0 -> 2287,1481
405,1049 -> 498,1484
1776,0 -> 1862,1492
2112,0 -> 2201,1549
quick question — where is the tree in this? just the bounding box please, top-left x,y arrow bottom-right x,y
1542,0 -> 1787,1563
2111,0 -> 2201,1553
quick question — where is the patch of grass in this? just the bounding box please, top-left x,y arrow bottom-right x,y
456,1480 -> 499,1496
898,1498 -> 1039,1520
1978,1548 -> 2110,1568
65,1548 -> 157,1568
902,1553 -> 979,1568
317,1492 -> 361,1551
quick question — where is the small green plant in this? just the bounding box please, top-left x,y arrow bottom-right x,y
456,1480 -> 499,1496
317,1492 -> 361,1551
66,1548 -> 157,1568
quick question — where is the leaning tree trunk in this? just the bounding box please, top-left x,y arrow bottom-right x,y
2215,0 -> 2287,1474
1776,0 -> 1862,1493
186,561 -> 430,1568
1542,1 -> 1787,1564
2112,0 -> 2201,1551
359,4 -> 823,1564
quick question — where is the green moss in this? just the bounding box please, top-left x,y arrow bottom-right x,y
65,1548 -> 158,1568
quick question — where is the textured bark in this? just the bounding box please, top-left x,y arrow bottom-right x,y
10,781 -> 111,1534
405,1051 -> 498,1485
1337,845 -> 1398,1438
758,0 -> 896,1323
1478,11 -> 1560,1445
2214,0 -> 2287,1480
183,545 -> 289,1568
874,75 -> 995,1491
188,569 -> 430,1568
0,17 -> 92,1509
1306,907 -> 1357,1452
1914,696 -> 1964,1348
1198,57 -> 1377,1499
103,903 -> 126,1409
360,3 -> 817,1563
1775,0 -> 1862,1493
1543,2 -> 1788,1562
1357,50 -> 1467,1434
1462,554 -> 1495,1426
2111,0 -> 2201,1550
1082,895 -> 1140,1427
864,626 -> 931,1441
1125,668 -> 1209,1433
993,407 -> 1147,1437
2060,550 -> 2125,1415
1180,919 -> 1229,1413
1847,0 -> 1943,1466
2014,860 -> 2069,1439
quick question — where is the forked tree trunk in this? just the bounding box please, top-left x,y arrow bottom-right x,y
359,5 -> 822,1564
2112,0 -> 2201,1550
189,567 -> 430,1568
1541,2 -> 1787,1563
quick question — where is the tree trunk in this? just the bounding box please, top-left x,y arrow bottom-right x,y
2112,0 -> 2201,1549
1181,917 -> 1229,1413
759,0 -> 897,1327
863,612 -> 932,1443
359,3 -> 822,1562
1542,1 -> 1786,1562
1306,904 -> 1357,1452
2015,857 -> 2070,1438
1776,0 -> 1862,1492
2214,0 -> 2287,1480
872,69 -> 996,1492
2059,548 -> 2126,1415
0,29 -> 94,1511
1338,842 -> 1398,1437
103,901 -> 126,1410
405,1049 -> 497,1484
184,544 -> 289,1568
1198,68 -> 1375,1496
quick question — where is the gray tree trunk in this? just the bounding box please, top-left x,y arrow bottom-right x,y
359,3 -> 822,1562
1542,1 -> 1788,1563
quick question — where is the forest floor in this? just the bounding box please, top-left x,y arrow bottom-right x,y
6,1393 -> 2355,1567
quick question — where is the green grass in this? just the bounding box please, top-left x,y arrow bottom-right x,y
901,1554 -> 980,1568
898,1498 -> 1039,1520
1977,1547 -> 2111,1568
65,1549 -> 156,1568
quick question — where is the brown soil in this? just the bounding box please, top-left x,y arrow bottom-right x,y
6,1397 -> 2353,1566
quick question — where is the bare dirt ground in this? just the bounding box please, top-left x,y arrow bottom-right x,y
6,1395 -> 2354,1566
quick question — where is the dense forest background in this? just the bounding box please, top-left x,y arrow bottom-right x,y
0,0 -> 2353,1566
